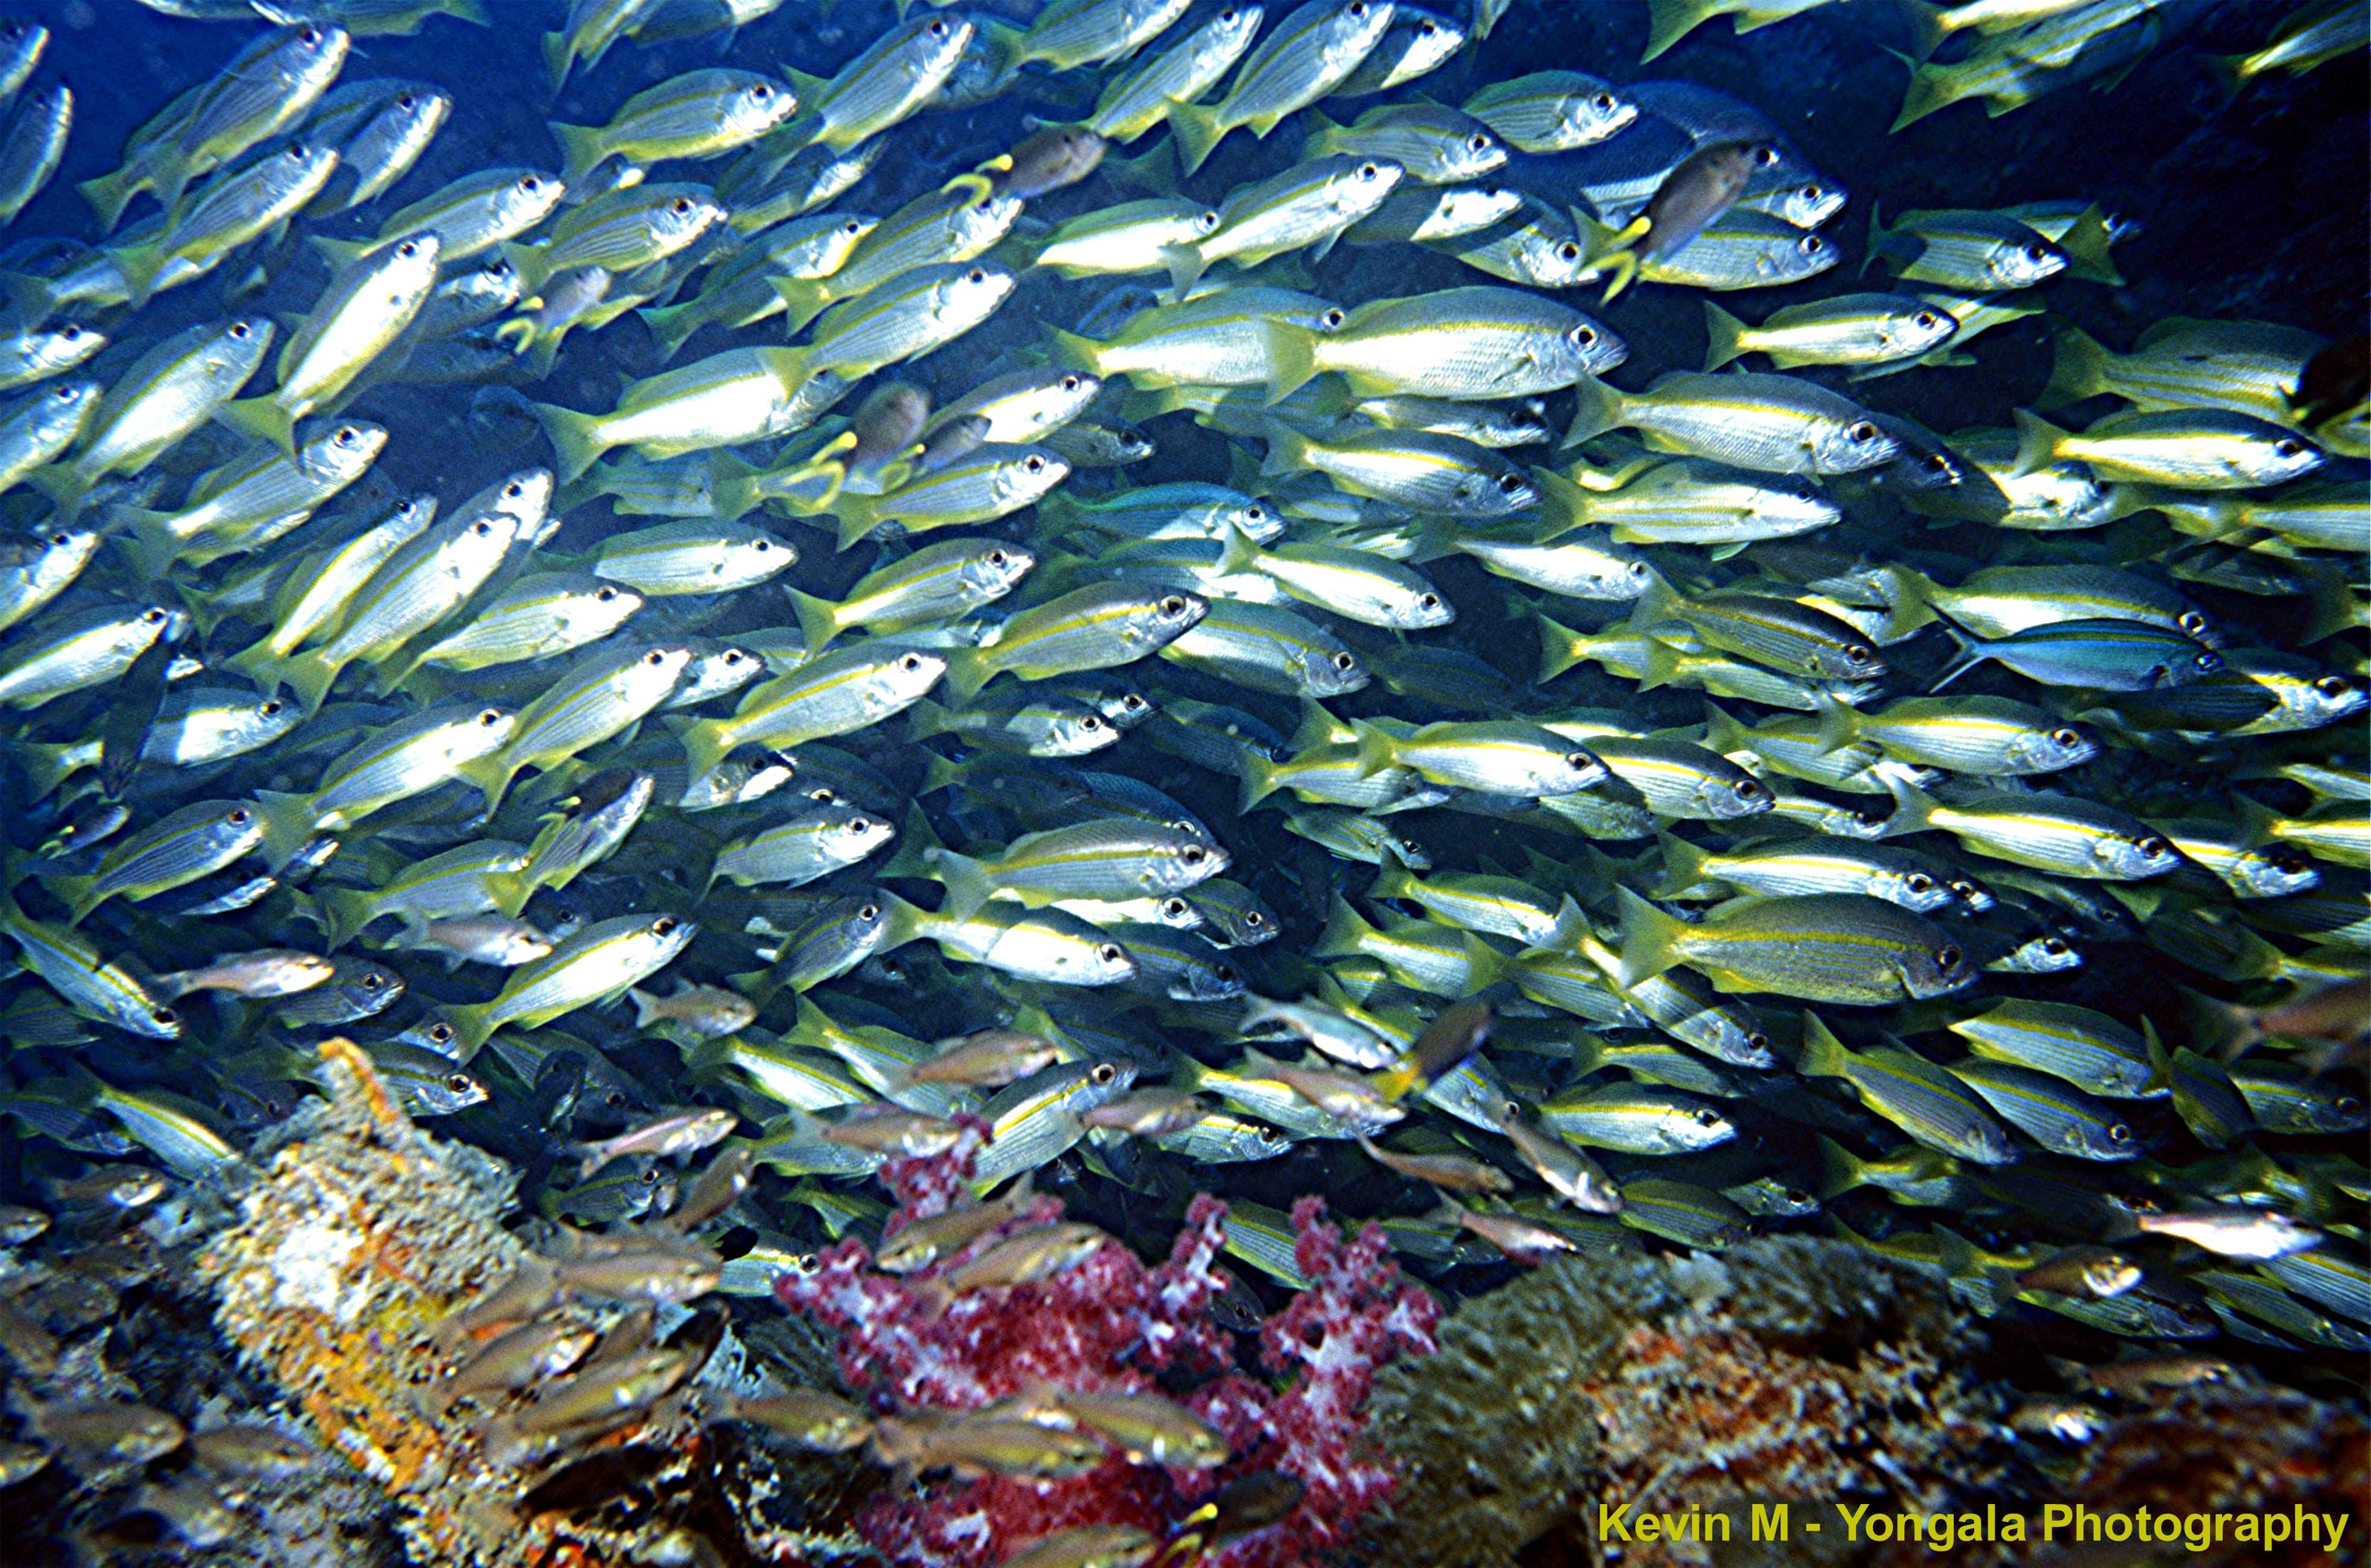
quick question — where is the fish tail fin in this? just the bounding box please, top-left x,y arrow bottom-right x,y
1611,885 -> 1684,989
1895,0 -> 1949,60
107,239 -> 171,307
530,401 -> 606,485
1650,831 -> 1712,899
1596,248 -> 1640,305
77,167 -> 137,232
1816,1135 -> 1868,1197
1796,1011 -> 1851,1080
547,120 -> 606,189
1879,776 -> 1941,839
0,270 -> 59,325
1873,561 -> 1941,636
308,234 -> 371,272
1253,416 -> 1314,480
1159,243 -> 1206,302
1536,612 -> 1588,683
1701,300 -> 1749,371
1261,324 -> 1319,405
1559,375 -> 1624,450
771,276 -> 831,334
1459,933 -> 1510,996
1348,718 -> 1398,778
316,888 -> 379,952
1888,55 -> 1956,134
274,648 -> 342,715
903,696 -> 953,743
2056,204 -> 2123,285
930,848 -> 991,925
1311,893 -> 1377,960
1101,131 -> 1180,196
1368,855 -> 1417,906
638,300 -> 703,362
1046,326 -> 1108,375
2203,53 -> 2251,104
214,395 -> 299,458
1924,615 -> 1987,693
1641,0 -> 1713,61
540,28 -> 575,89
877,801 -> 946,882
1167,100 -> 1225,178
1237,750 -> 1284,813
1811,689 -> 1864,754
677,718 -> 735,787
458,752 -> 521,816
2040,325 -> 2111,409
2297,558 -> 2357,645
251,789 -> 320,876
941,646 -> 989,703
831,493 -> 883,553
444,1001 -> 496,1054
1532,467 -> 1595,537
2139,1016 -> 2172,1095
783,586 -> 842,658
1637,635 -> 1685,695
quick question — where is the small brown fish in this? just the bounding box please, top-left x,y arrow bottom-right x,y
134,1477 -> 241,1547
1375,999 -> 1492,1102
629,981 -> 757,1038
1356,1135 -> 1514,1195
844,381 -> 932,474
922,1220 -> 1109,1309
819,1107 -> 963,1157
1046,1387 -> 1227,1468
0,1204 -> 49,1245
438,1317 -> 600,1412
2133,1208 -> 2320,1260
872,1412 -> 1108,1479
572,1106 -> 738,1177
1080,1088 -> 1208,1139
726,1387 -> 874,1452
1193,1468 -> 1306,1546
0,1439 -> 50,1487
190,1424 -> 315,1480
1434,1200 -> 1580,1265
51,1164 -> 168,1210
1001,1524 -> 1155,1568
1490,1100 -> 1623,1214
2064,1353 -> 2234,1399
908,1027 -> 1065,1088
18,1395 -> 186,1465
875,1180 -> 1043,1274
664,1146 -> 755,1233
2015,1246 -> 2143,1299
2007,1397 -> 2108,1444
1269,1061 -> 1404,1133
1600,140 -> 1766,300
955,126 -> 1107,204
0,1299 -> 60,1378
552,1245 -> 722,1305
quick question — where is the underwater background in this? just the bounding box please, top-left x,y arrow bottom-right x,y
0,0 -> 2362,1563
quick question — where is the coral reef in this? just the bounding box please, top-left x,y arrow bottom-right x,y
1365,1237 -> 2008,1567
776,1125 -> 1440,1567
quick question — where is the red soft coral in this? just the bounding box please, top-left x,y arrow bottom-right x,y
776,1140 -> 1435,1567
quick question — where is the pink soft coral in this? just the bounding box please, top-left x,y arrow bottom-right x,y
777,1130 -> 1438,1567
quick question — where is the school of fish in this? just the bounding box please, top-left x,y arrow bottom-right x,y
0,0 -> 2362,1554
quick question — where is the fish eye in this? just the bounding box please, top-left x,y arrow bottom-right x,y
1182,844 -> 1208,864
1091,1062 -> 1118,1085
1786,1188 -> 1811,1205
751,84 -> 771,100
2041,937 -> 2070,956
1163,898 -> 1189,918
1244,910 -> 1264,926
1497,473 -> 1525,493
2339,1097 -> 2364,1117
2107,1122 -> 2134,1144
397,92 -> 417,109
967,268 -> 986,284
2316,676 -> 2352,698
1563,751 -> 1592,770
518,175 -> 542,193
361,973 -> 383,990
2135,836 -> 2170,858
1935,944 -> 1963,971
651,917 -> 678,936
1844,645 -> 1872,665
446,1073 -> 473,1094
1214,963 -> 1238,984
1753,144 -> 1778,166
1802,184 -> 1823,199
470,519 -> 495,536
595,586 -> 620,603
1557,242 -> 1582,262
1244,505 -> 1268,522
229,322 -> 253,339
1573,324 -> 1598,346
49,384 -> 74,402
47,530 -> 71,547
850,816 -> 875,833
429,1023 -> 454,1044
2051,728 -> 2083,748
1359,162 -> 1380,180
1333,651 -> 1357,671
1419,17 -> 1439,32
2195,652 -> 2222,671
2275,439 -> 2306,458
1591,92 -> 1617,111
1220,6 -> 1238,17
1802,236 -> 1825,254
900,653 -> 923,671
929,17 -> 948,33
1848,421 -> 1878,443
260,699 -> 285,716
300,25 -> 321,44
141,607 -> 168,624
477,708 -> 503,726
1098,943 -> 1125,963
1159,595 -> 1187,614
1123,693 -> 1147,710
2022,243 -> 2052,262
1736,779 -> 1768,800
2177,610 -> 2208,634
1468,134 -> 1490,152
1347,0 -> 1367,14
1914,311 -> 1941,330
1693,1107 -> 1723,1126
227,808 -> 252,826
1906,873 -> 1934,893
1024,454 -> 1046,473
859,903 -> 880,920
1322,309 -> 1346,328
643,650 -> 667,667
153,1006 -> 178,1025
